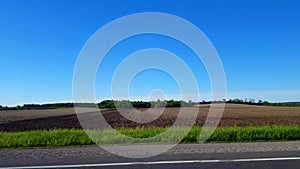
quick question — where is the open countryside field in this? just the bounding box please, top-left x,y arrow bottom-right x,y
0,104 -> 300,132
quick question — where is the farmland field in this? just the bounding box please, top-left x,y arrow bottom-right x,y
0,104 -> 300,132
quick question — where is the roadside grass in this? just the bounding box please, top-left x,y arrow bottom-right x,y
0,130 -> 94,148
0,126 -> 299,149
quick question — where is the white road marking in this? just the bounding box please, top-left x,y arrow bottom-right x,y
1,157 -> 300,169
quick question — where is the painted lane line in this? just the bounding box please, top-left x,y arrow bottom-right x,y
1,157 -> 300,169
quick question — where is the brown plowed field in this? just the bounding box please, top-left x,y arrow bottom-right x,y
0,104 -> 299,132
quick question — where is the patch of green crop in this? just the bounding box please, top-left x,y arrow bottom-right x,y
0,126 -> 299,149
207,126 -> 300,142
0,130 -> 94,148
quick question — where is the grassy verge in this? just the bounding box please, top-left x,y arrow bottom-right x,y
0,126 -> 299,149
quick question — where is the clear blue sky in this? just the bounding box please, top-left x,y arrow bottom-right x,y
1,0 -> 300,106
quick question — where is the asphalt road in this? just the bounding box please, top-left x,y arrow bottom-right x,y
1,142 -> 300,169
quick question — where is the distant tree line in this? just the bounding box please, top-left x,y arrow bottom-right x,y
23,103 -> 74,109
1,99 -> 300,110
260,102 -> 300,107
98,100 -> 195,109
224,98 -> 300,107
225,98 -> 262,105
0,103 -> 97,110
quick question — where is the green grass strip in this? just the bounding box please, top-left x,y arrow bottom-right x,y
0,130 -> 94,148
207,126 -> 300,142
0,126 -> 299,149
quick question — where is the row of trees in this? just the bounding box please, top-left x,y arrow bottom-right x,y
98,100 -> 195,109
226,98 -> 263,105
0,103 -> 97,110
98,99 -> 300,109
225,99 -> 300,107
23,103 -> 75,109
2,99 -> 300,110
261,102 -> 300,107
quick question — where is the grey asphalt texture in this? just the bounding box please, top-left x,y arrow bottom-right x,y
0,141 -> 299,169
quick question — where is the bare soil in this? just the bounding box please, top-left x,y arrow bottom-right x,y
0,104 -> 299,132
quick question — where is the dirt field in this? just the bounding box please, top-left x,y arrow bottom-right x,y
0,104 -> 299,132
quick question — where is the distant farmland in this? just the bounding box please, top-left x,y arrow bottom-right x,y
0,104 -> 300,132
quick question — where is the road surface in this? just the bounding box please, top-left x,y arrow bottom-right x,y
0,141 -> 300,169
